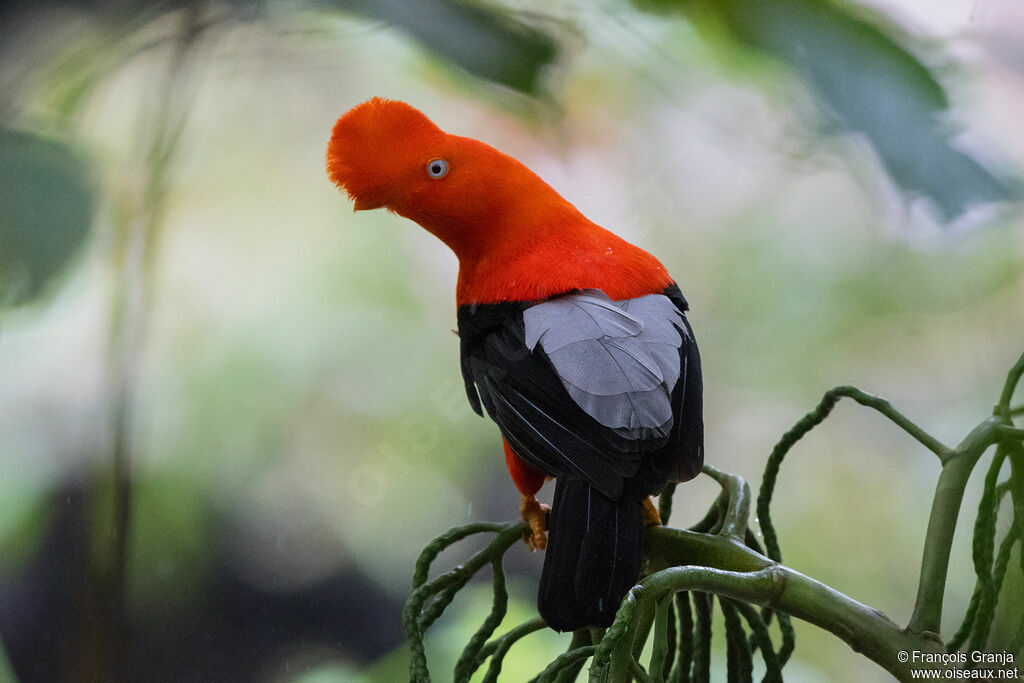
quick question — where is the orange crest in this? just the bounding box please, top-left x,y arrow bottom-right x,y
326,97 -> 444,210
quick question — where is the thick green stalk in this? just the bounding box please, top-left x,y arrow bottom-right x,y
591,562 -> 943,682
406,355 -> 1024,681
646,527 -> 771,575
908,415 -> 1007,636
702,465 -> 750,540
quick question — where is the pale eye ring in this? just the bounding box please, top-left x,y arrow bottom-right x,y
426,158 -> 449,179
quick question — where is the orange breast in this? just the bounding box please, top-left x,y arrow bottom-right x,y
456,224 -> 674,305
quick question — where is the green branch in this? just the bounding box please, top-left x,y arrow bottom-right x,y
702,465 -> 750,541
648,597 -> 671,682
751,376 -> 1023,643
591,560 -> 943,682
997,352 -> 1024,416
734,600 -> 783,682
404,521 -> 526,681
405,352 -> 1024,682
555,630 -> 597,683
480,617 -> 547,683
758,386 -> 951,563
454,557 -> 510,681
908,405 -> 1024,635
532,645 -> 597,682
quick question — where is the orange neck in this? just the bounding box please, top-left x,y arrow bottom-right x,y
447,205 -> 674,306
387,148 -> 675,306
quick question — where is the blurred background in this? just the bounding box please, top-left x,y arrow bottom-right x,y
1,0 -> 1023,680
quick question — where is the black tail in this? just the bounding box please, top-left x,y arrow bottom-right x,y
538,477 -> 645,632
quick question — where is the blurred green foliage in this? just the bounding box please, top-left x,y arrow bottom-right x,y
1,0 -> 1012,319
0,0 -> 1022,680
0,127 -> 94,308
636,0 -> 1013,220
330,0 -> 558,93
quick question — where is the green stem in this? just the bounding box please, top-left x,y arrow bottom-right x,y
405,522 -> 526,682
412,522 -> 514,588
480,617 -> 547,683
996,425 -> 1024,441
702,465 -> 750,541
647,526 -> 771,574
757,385 -> 951,571
968,520 -> 1020,653
669,592 -> 693,683
641,527 -> 946,680
733,601 -> 782,682
454,558 -> 509,682
909,415 -> 1006,636
649,598 -> 672,683
719,598 -> 752,682
833,387 -> 953,459
554,630 -> 595,683
533,646 -> 598,683
947,453 -> 1013,650
591,563 -> 942,683
691,592 -> 712,682
630,658 -> 653,683
688,491 -> 726,535
996,352 -> 1024,416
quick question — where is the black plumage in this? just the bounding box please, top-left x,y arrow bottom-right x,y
458,284 -> 703,630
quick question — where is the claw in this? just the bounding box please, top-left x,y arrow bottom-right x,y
643,496 -> 661,527
520,496 -> 550,551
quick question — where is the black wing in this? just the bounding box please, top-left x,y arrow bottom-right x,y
458,285 -> 703,500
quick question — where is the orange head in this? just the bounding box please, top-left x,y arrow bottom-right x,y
327,98 -> 445,213
327,98 -> 569,260
327,98 -> 674,305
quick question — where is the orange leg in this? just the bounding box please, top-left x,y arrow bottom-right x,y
520,495 -> 550,551
503,439 -> 550,550
643,496 -> 661,527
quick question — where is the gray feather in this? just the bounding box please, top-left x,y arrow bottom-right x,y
523,289 -> 685,440
524,293 -> 643,352
546,339 -> 662,395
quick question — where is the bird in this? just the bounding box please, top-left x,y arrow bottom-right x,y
326,97 -> 703,631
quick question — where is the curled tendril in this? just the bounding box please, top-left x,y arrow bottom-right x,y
404,354 -> 1024,683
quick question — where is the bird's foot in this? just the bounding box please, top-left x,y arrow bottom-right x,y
643,497 -> 661,527
520,495 -> 550,551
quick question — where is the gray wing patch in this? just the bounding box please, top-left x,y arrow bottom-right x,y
523,289 -> 685,441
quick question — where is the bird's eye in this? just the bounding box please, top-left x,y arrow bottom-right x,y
426,158 -> 449,179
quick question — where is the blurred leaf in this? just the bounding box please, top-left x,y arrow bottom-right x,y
127,474 -> 212,613
0,126 -> 94,308
328,0 -> 558,93
636,0 -> 1014,221
0,480 -> 49,577
0,640 -> 14,683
